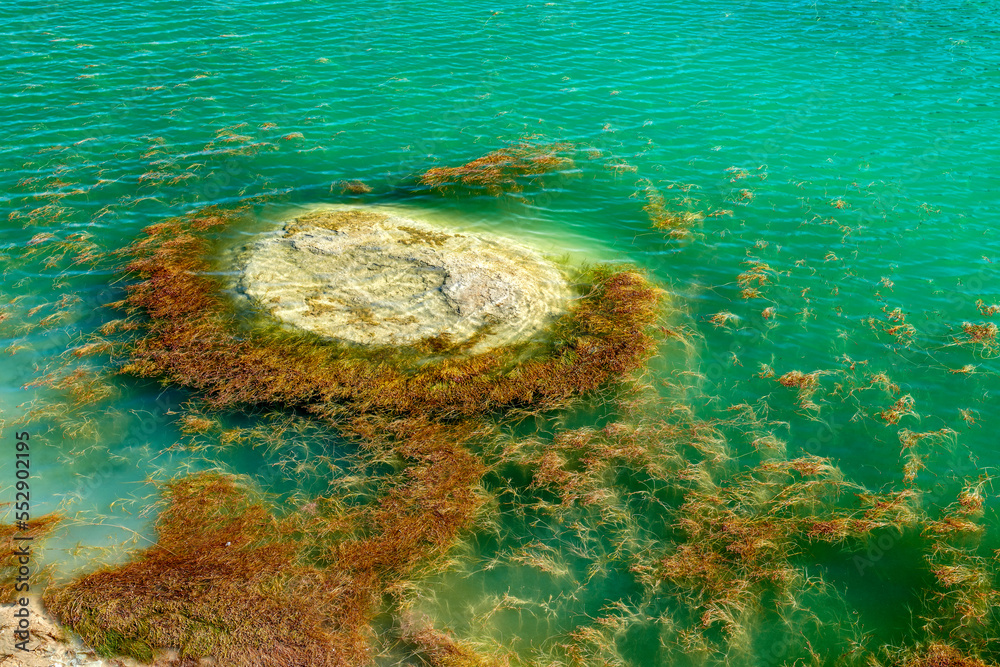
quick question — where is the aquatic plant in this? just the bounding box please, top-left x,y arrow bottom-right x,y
654,454 -> 908,639
338,179 -> 373,195
402,625 -> 509,667
466,387 -> 1000,666
111,204 -> 661,420
958,322 -> 999,357
1,514 -> 61,603
640,178 -> 704,239
420,139 -> 573,196
29,165 -> 1000,667
46,418 -> 490,666
735,259 -> 775,300
45,474 -> 346,665
897,643 -> 997,667
42,198 -> 662,666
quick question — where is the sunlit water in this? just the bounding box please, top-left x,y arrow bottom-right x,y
2,0 -> 999,664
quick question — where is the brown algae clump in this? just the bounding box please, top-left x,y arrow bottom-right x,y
44,475 -> 338,665
640,178 -> 705,239
897,643 -> 996,667
241,206 -> 572,352
2,514 -> 60,602
420,139 -> 573,196
45,419 -> 491,666
402,624 -> 507,667
114,203 -> 661,418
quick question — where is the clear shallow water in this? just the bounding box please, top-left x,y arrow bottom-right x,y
3,0 -> 1000,664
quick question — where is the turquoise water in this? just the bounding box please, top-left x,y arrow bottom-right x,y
3,0 -> 1000,664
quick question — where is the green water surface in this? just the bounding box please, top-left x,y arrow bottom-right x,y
3,1 -> 1000,664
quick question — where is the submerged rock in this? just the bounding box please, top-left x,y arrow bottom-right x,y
241,205 -> 571,351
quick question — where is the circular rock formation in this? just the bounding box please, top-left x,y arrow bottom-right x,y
240,206 -> 571,351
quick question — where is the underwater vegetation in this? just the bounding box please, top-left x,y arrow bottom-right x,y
46,473 -> 336,664
456,390 -> 1000,667
45,417 -> 489,666
420,139 -> 574,197
41,415 -> 506,665
14,188 -> 999,667
1,514 -> 60,603
108,203 -> 660,420
6,128 -> 1000,667
639,178 -> 706,240
33,199 -> 661,665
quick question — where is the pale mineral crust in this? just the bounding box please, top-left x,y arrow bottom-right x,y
240,206 -> 571,351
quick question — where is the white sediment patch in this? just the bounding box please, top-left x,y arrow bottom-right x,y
240,205 -> 572,351
0,599 -> 113,666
